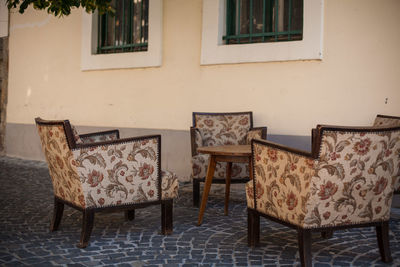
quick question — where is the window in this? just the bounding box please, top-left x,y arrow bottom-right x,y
97,0 -> 149,54
81,0 -> 162,71
200,0 -> 323,65
224,0 -> 303,45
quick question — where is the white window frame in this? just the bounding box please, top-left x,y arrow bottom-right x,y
81,0 -> 162,71
200,0 -> 324,65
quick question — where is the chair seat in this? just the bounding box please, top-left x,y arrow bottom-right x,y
191,154 -> 248,179
161,170 -> 179,200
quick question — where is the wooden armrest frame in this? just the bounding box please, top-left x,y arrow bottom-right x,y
74,134 -> 160,150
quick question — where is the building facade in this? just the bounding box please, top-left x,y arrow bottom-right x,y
3,0 -> 400,181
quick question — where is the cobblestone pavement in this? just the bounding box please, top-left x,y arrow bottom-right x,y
1,156 -> 400,267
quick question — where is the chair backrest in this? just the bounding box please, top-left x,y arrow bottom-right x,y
373,115 -> 400,192
373,114 -> 400,127
307,125 -> 400,227
35,118 -> 85,208
192,112 -> 253,146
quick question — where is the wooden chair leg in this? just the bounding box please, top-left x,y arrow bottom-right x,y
77,210 -> 95,248
298,228 -> 312,267
161,199 -> 173,235
247,208 -> 260,247
50,197 -> 64,231
124,209 -> 135,221
193,179 -> 200,207
198,156 -> 217,226
376,221 -> 393,263
321,229 -> 333,239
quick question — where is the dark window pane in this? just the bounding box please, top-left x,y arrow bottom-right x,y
239,0 -> 250,34
291,0 -> 303,31
133,0 -> 142,44
252,0 -> 263,33
98,0 -> 148,54
115,0 -> 123,47
123,0 -> 130,46
142,0 -> 149,44
106,11 -> 115,47
224,0 -> 302,44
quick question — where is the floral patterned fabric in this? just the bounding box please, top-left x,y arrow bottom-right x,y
36,124 -> 85,208
192,113 -> 253,179
246,144 -> 315,225
246,128 -> 263,144
37,121 -> 179,210
72,137 -> 163,208
191,128 -> 203,157
161,170 -> 179,200
80,131 -> 119,144
373,116 -> 400,191
71,125 -> 83,144
373,116 -> 400,128
194,113 -> 252,146
247,128 -> 400,229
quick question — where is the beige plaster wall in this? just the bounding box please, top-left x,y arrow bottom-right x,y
6,0 -> 400,136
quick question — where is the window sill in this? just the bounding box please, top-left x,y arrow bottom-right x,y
200,0 -> 324,65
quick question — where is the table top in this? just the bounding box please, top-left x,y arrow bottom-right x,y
197,145 -> 251,157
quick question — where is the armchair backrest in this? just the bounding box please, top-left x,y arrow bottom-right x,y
373,114 -> 400,127
35,118 -> 85,208
192,112 -> 253,147
309,125 -> 400,227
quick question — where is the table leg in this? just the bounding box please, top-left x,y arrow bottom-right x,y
197,155 -> 217,226
224,162 -> 232,216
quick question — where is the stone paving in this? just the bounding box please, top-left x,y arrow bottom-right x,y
1,156 -> 400,267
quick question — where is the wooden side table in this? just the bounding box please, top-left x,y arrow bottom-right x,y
197,145 -> 252,225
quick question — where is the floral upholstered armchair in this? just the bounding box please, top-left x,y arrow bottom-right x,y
373,114 -> 400,194
247,124 -> 400,266
35,118 -> 179,248
190,111 -> 267,207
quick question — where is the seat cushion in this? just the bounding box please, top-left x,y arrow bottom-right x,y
191,154 -> 249,179
161,170 -> 179,200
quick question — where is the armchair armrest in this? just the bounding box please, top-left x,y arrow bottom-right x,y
79,129 -> 120,144
249,138 -> 316,226
190,127 -> 202,157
